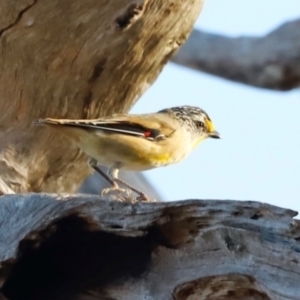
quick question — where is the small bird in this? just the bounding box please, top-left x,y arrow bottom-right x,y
34,106 -> 220,200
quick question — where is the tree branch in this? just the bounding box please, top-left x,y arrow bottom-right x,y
172,18 -> 300,90
0,194 -> 299,299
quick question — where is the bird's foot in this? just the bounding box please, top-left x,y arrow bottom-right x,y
113,178 -> 151,202
136,192 -> 150,202
101,184 -> 132,199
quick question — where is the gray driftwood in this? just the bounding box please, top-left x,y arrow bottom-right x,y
172,18 -> 300,90
0,194 -> 299,299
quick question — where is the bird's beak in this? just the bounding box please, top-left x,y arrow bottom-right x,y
209,130 -> 221,139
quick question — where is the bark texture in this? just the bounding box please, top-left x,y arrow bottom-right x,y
0,194 -> 299,299
172,19 -> 300,90
0,0 -> 204,194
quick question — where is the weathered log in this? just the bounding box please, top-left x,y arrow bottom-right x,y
0,0 -> 203,194
172,19 -> 300,90
0,194 -> 299,299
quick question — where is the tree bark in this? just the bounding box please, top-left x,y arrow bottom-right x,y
172,19 -> 300,90
0,0 -> 204,194
0,194 -> 299,299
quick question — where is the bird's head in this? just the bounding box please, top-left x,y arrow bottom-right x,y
160,105 -> 220,141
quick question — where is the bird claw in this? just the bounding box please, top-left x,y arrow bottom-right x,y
101,186 -> 132,198
136,193 -> 150,201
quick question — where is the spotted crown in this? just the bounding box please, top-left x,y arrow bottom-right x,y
158,106 -> 211,132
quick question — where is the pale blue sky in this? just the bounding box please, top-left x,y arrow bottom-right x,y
131,0 -> 300,213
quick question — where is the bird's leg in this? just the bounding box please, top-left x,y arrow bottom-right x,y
87,158 -> 129,197
108,165 -> 149,201
87,158 -> 117,187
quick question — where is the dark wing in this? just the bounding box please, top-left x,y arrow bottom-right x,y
81,120 -> 165,140
34,118 -> 165,140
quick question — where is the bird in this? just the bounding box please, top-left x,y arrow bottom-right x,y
34,106 -> 220,200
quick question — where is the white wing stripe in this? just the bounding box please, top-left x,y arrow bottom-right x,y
93,126 -> 145,136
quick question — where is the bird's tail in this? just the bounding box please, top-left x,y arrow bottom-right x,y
33,118 -> 90,143
33,118 -> 77,126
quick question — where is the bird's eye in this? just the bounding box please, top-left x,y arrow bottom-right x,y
195,121 -> 204,128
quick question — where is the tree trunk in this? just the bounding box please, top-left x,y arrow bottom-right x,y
0,0 -> 204,194
0,194 -> 299,299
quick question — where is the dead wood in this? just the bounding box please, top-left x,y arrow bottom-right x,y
172,19 -> 300,90
0,194 -> 299,299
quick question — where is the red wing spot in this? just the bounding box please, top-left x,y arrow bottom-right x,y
144,131 -> 151,137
